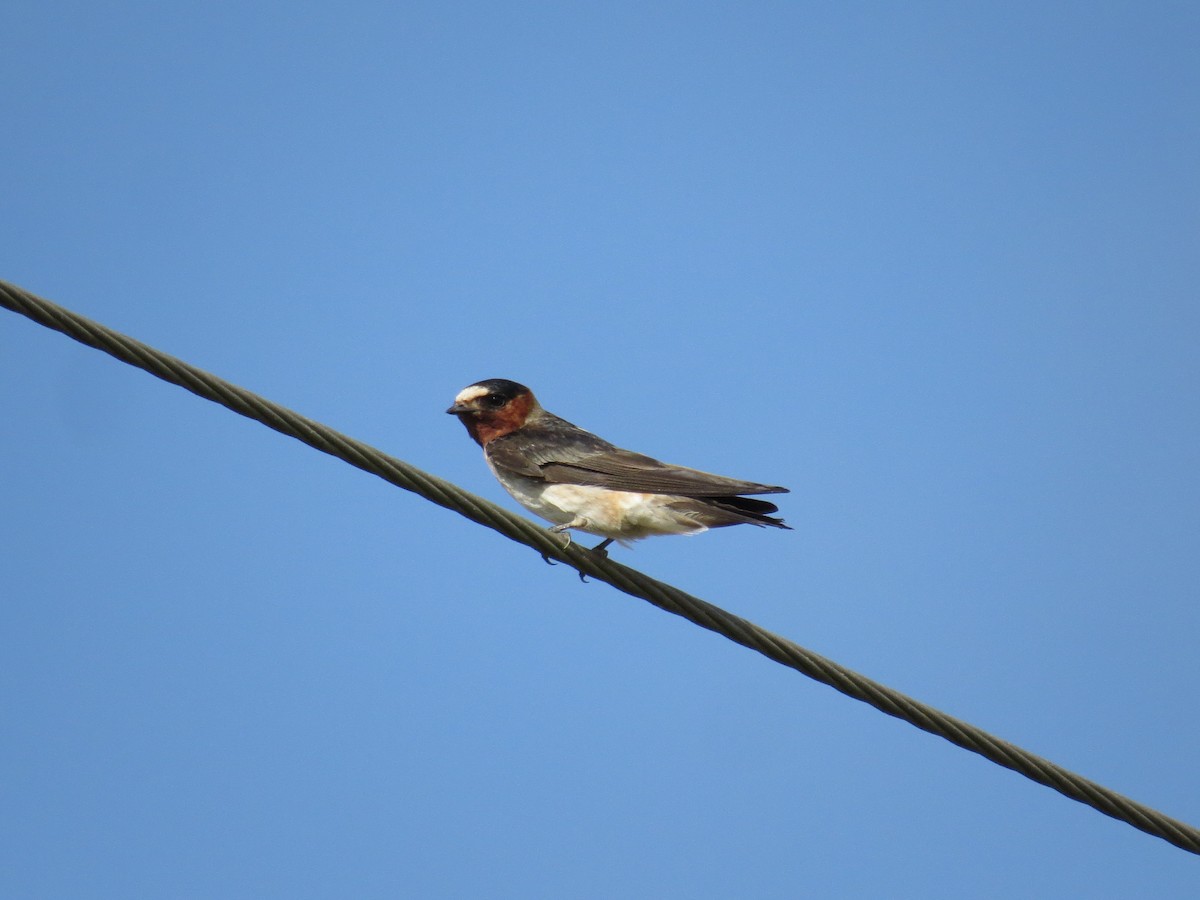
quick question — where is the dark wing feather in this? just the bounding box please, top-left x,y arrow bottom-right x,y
538,457 -> 787,496
486,415 -> 788,498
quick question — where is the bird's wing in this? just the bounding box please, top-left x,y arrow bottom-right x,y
486,418 -> 788,498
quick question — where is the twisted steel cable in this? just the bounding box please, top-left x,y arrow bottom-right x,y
3,278 -> 1197,856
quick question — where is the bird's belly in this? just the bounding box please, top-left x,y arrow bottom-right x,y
495,471 -> 707,541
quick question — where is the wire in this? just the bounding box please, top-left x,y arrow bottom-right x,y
3,277 -> 1198,856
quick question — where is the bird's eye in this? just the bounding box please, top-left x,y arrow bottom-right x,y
483,393 -> 505,408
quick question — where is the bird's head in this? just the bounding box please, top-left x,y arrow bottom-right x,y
446,378 -> 540,445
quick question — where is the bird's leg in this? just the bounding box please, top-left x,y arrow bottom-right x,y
541,518 -> 583,564
544,518 -> 602,582
573,538 -> 616,581
547,516 -> 589,546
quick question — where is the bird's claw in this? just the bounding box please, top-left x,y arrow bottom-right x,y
540,524 -> 575,569
576,538 -> 615,581
544,524 -> 615,582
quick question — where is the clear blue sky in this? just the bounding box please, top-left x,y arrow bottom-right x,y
3,2 -> 1198,897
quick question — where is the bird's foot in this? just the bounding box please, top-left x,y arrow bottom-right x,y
548,516 -> 589,539
541,521 -> 578,569
590,538 -> 614,560
548,528 -> 572,551
544,519 -> 606,582
570,538 -> 616,581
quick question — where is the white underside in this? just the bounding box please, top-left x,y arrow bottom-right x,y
489,462 -> 708,544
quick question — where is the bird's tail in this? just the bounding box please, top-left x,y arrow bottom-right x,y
690,495 -> 791,530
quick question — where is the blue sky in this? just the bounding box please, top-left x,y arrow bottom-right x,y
3,2 -> 1198,896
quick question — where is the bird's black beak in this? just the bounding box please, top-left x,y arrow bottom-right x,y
446,402 -> 471,415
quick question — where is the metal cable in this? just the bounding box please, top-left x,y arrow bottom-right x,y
3,277 -> 1197,856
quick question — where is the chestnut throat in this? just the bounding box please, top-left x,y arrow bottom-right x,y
459,393 -> 536,446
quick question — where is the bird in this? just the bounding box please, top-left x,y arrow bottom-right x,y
446,378 -> 790,557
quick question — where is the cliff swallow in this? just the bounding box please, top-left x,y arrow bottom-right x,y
446,379 -> 790,557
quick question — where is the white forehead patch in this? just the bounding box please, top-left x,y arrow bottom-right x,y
454,384 -> 491,404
